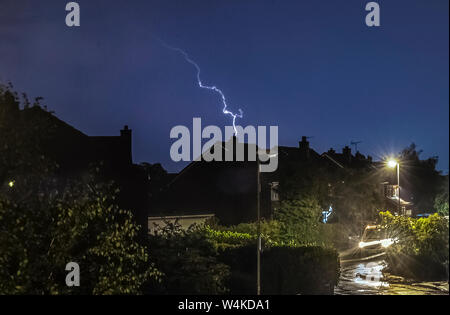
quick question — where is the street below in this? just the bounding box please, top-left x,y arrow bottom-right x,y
335,252 -> 449,295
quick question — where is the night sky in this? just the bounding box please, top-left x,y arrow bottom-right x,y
1,0 -> 448,173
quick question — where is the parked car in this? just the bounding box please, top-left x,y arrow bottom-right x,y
357,225 -> 396,257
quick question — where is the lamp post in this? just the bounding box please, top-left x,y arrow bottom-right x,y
387,160 -> 401,215
256,157 -> 261,295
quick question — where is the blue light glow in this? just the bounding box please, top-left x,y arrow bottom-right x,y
322,205 -> 333,223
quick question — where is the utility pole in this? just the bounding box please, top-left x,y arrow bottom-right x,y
388,159 -> 402,215
397,163 -> 401,215
256,158 -> 261,295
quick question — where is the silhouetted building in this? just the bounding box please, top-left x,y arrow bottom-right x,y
381,183 -> 414,216
16,106 -> 149,235
154,136 -> 377,226
153,137 -> 274,225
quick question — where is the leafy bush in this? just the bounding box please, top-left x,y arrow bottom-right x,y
318,223 -> 351,250
380,211 -> 449,280
147,223 -> 230,294
212,208 -> 349,251
205,222 -> 340,294
0,175 -> 159,294
434,185 -> 449,216
218,244 -> 339,295
1,84 -> 159,294
213,198 -> 343,248
205,227 -> 255,248
147,221 -> 340,295
275,197 -> 324,245
211,220 -> 285,245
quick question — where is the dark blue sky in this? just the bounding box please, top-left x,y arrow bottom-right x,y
1,0 -> 448,173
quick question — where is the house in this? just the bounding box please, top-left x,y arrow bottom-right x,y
152,137 -> 274,225
381,182 -> 414,216
153,136 -> 377,226
10,106 -> 150,235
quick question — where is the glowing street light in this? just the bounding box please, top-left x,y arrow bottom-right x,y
8,181 -> 14,188
387,159 -> 398,168
387,159 -> 401,215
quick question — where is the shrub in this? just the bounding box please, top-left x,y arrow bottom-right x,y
380,211 -> 449,281
218,244 -> 340,295
147,223 -> 230,294
318,223 -> 351,250
149,222 -> 340,295
205,217 -> 341,294
0,176 -> 158,294
212,220 -> 285,244
275,197 -> 324,245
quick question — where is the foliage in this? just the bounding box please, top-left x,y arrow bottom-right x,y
146,218 -> 340,294
0,173 -> 159,294
331,169 -> 384,232
218,243 -> 339,295
434,176 -> 449,216
277,154 -> 384,237
397,143 -> 444,212
0,84 -> 52,184
209,220 -> 284,245
317,223 -> 351,250
380,211 -> 449,280
1,84 -> 159,294
204,220 -> 340,294
147,222 -> 230,294
261,245 -> 339,294
274,196 -> 326,245
211,205 -> 350,249
205,227 -> 255,247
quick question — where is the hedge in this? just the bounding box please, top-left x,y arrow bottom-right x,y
218,244 -> 340,295
147,224 -> 340,294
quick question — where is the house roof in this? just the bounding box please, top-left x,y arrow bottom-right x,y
20,106 -> 132,170
167,137 -> 260,187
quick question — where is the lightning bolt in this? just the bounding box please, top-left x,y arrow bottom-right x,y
161,42 -> 243,135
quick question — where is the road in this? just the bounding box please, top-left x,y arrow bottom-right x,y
335,251 -> 449,295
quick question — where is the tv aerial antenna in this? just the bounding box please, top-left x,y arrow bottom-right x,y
350,140 -> 362,152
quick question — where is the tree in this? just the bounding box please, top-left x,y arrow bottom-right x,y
0,169 -> 160,294
275,196 -> 324,245
398,143 -> 444,212
332,169 -> 384,233
0,84 -> 160,294
434,176 -> 449,216
277,156 -> 384,236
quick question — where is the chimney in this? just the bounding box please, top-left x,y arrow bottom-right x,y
299,136 -> 310,160
120,125 -> 132,164
328,148 -> 335,154
342,146 -> 352,163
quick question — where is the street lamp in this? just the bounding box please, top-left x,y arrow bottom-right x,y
256,157 -> 261,296
387,160 -> 397,169
387,159 -> 401,215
